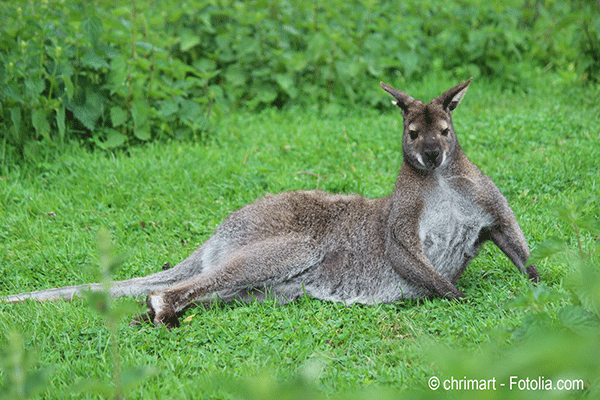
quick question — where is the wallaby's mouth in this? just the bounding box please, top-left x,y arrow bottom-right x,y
416,149 -> 446,170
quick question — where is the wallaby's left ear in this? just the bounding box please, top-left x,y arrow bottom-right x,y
380,82 -> 415,113
438,78 -> 472,112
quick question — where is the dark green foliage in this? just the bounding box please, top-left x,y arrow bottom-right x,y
1,0 -> 599,155
0,0 -> 217,156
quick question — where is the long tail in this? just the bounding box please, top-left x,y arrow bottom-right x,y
2,249 -> 204,303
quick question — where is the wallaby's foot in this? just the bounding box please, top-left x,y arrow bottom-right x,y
433,281 -> 465,300
129,309 -> 180,329
130,311 -> 153,327
153,309 -> 180,328
145,292 -> 181,329
526,265 -> 540,283
445,288 -> 466,300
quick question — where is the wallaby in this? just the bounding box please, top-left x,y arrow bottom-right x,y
4,79 -> 540,328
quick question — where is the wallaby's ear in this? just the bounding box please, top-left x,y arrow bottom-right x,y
438,78 -> 472,112
380,82 -> 415,112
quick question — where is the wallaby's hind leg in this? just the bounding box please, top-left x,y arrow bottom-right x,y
145,235 -> 323,327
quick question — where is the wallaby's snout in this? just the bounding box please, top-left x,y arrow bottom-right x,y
423,147 -> 442,169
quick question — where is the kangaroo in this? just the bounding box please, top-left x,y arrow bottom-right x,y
4,79 -> 540,328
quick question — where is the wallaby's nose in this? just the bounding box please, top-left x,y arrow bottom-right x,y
424,149 -> 441,166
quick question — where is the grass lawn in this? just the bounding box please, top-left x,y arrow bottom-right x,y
1,77 -> 599,399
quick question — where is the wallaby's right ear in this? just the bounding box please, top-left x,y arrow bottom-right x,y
437,78 -> 472,112
380,82 -> 415,113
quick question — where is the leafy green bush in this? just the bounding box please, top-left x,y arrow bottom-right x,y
0,0 -> 217,156
1,0 -> 598,155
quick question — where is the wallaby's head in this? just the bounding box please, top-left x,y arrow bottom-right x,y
381,79 -> 472,172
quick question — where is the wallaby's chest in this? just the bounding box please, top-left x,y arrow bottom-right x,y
418,176 -> 492,280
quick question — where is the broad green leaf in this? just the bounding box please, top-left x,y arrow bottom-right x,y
564,262 -> 600,319
81,16 -> 103,46
574,216 -> 600,235
511,312 -> 553,341
9,107 -> 22,142
81,51 -> 110,69
180,30 -> 201,52
83,290 -> 111,316
179,99 -> 203,124
558,305 -> 600,337
67,88 -> 105,131
131,100 -> 150,127
525,236 -> 568,267
0,331 -> 52,399
157,99 -> 178,119
399,51 -> 419,78
254,86 -> 278,104
275,74 -> 298,98
3,83 -> 24,103
23,368 -> 52,397
306,32 -> 328,61
99,129 -> 127,149
56,105 -> 66,141
110,106 -> 128,127
96,227 -> 129,275
503,295 -> 530,309
108,56 -> 128,96
31,108 -> 50,139
193,58 -> 217,73
323,102 -> 342,115
134,124 -> 151,141
555,13 -> 586,32
131,100 -> 151,140
225,65 -> 247,87
552,204 -> 580,226
504,282 -> 567,309
61,74 -> 74,100
135,40 -> 164,52
109,298 -> 142,320
25,78 -> 45,98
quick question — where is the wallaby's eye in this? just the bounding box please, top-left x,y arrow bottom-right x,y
441,128 -> 450,137
408,130 -> 418,140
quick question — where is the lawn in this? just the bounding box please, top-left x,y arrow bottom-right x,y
1,77 -> 599,399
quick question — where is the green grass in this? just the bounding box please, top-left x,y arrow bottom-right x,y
1,77 -> 599,399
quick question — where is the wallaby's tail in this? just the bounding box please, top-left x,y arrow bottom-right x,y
4,283 -> 106,303
2,254 -> 203,303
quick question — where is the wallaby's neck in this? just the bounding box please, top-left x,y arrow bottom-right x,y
393,146 -> 470,194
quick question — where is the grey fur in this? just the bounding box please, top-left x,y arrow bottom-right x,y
3,80 -> 540,327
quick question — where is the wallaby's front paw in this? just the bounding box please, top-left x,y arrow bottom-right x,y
526,265 -> 540,283
146,292 -> 180,329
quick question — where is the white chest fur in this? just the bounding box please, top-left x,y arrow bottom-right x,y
418,175 -> 493,280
